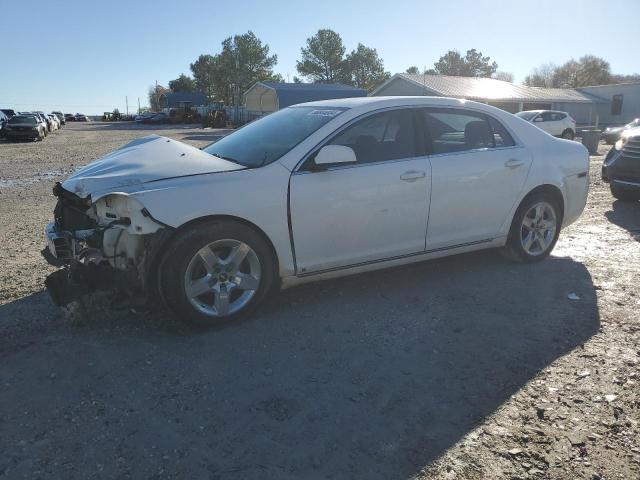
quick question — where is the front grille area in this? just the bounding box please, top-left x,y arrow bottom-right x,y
622,137 -> 640,159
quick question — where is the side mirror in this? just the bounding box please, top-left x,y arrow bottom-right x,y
314,145 -> 357,168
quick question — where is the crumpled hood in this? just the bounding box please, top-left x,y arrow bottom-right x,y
62,135 -> 244,198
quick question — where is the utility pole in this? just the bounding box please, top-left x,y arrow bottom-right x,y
155,80 -> 159,112
138,97 -> 140,114
125,96 -> 128,116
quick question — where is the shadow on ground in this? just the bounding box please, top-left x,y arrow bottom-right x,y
0,251 -> 599,479
605,199 -> 640,241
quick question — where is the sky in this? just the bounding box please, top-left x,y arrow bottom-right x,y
2,0 -> 639,115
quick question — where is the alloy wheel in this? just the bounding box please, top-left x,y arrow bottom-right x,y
520,202 -> 557,256
184,239 -> 262,317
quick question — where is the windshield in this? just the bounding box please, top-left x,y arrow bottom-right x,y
9,116 -> 36,125
204,106 -> 347,167
625,119 -> 640,128
515,111 -> 538,121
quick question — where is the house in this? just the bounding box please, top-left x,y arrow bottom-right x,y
371,73 -> 640,126
573,82 -> 640,125
244,82 -> 367,116
159,91 -> 207,110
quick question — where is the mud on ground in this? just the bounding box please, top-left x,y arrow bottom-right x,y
0,123 -> 638,479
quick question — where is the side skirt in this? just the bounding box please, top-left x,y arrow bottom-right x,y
280,237 -> 506,289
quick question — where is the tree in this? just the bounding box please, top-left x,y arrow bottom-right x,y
431,49 -> 497,77
552,55 -> 610,87
169,73 -> 196,92
148,84 -> 169,111
292,75 -> 302,83
215,31 -> 279,105
494,71 -> 514,83
345,43 -> 390,91
190,32 -> 279,105
190,54 -> 218,101
296,29 -> 348,83
405,66 -> 420,74
523,63 -> 556,88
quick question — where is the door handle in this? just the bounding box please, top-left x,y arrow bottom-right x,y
400,170 -> 426,181
504,159 -> 525,169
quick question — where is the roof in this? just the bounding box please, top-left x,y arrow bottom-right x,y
248,82 -> 367,108
295,96 -> 485,110
372,73 -> 607,103
160,91 -> 207,107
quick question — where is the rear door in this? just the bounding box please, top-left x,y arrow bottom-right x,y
421,108 -> 532,249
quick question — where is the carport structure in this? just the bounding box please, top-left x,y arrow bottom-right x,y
244,82 -> 367,116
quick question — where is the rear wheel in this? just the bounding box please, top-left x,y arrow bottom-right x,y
561,129 -> 575,140
611,183 -> 640,201
501,192 -> 562,263
159,220 -> 276,326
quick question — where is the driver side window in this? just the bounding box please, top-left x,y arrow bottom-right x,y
328,109 -> 417,164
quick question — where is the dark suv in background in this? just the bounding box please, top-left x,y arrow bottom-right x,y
1,108 -> 17,119
602,127 -> 640,201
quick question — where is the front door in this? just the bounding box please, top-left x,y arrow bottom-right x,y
290,109 -> 431,274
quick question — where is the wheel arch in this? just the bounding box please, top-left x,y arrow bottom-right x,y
521,184 -> 565,217
145,214 -> 281,298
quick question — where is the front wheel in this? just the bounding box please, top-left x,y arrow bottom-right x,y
501,193 -> 563,263
561,129 -> 575,140
159,220 -> 276,326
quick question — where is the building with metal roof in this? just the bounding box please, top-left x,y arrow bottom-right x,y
244,82 -> 367,115
372,73 -> 606,113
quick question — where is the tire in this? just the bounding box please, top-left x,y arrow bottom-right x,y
610,183 -> 640,201
501,192 -> 563,263
561,129 -> 575,140
158,220 -> 276,326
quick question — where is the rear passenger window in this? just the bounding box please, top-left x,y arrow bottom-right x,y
329,109 -> 416,163
541,112 -> 554,122
422,109 -> 494,154
487,116 -> 515,147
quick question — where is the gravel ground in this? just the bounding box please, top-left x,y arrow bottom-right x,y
0,122 -> 638,480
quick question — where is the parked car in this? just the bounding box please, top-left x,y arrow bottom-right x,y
4,114 -> 46,141
25,113 -> 48,135
515,110 -> 576,140
1,108 -> 17,119
602,126 -> 640,201
52,111 -> 66,126
135,112 -> 157,122
65,113 -> 75,122
601,118 -> 640,145
43,97 -> 589,325
48,114 -> 60,130
35,111 -> 53,132
0,110 -> 8,137
143,112 -> 169,124
75,113 -> 88,122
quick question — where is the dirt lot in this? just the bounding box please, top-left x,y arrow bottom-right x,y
0,122 -> 638,480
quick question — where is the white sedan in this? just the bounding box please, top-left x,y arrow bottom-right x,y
44,97 -> 590,325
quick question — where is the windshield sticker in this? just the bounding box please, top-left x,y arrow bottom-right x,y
308,109 -> 342,117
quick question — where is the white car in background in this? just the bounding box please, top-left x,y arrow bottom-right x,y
516,110 -> 576,140
43,97 -> 590,326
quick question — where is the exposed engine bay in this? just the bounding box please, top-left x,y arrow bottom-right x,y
43,182 -> 172,306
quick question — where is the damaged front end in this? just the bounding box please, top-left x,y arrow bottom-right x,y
43,182 -> 172,307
